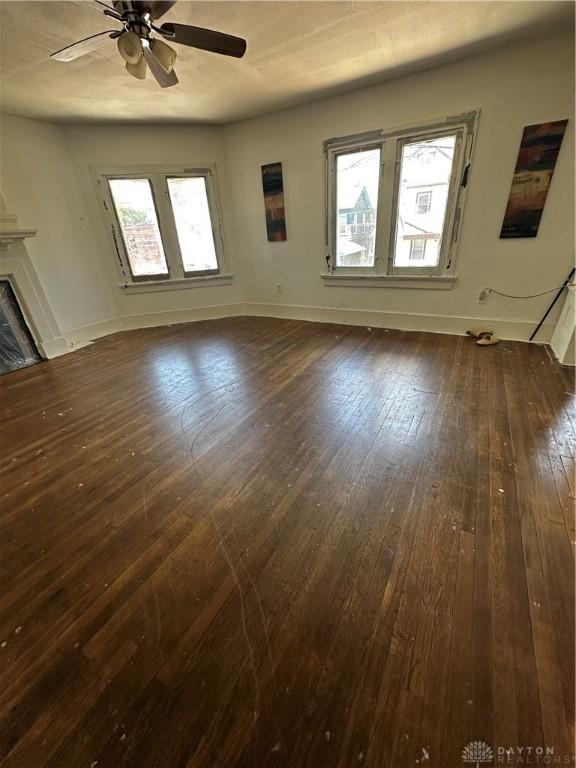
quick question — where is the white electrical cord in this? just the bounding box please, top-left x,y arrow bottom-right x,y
482,283 -> 576,299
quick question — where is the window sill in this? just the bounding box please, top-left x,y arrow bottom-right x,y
321,273 -> 456,290
119,274 -> 234,294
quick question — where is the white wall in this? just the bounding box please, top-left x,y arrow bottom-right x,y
0,114 -> 119,337
62,124 -> 245,325
1,29 -> 573,346
223,29 -> 575,340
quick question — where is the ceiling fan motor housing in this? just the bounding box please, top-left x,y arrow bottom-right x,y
112,1 -> 150,18
112,1 -> 154,39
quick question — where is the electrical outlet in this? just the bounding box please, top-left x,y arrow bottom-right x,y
477,289 -> 487,304
276,282 -> 283,294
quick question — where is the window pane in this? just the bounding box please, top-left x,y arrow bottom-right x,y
393,135 -> 457,268
167,177 -> 218,273
108,179 -> 168,277
336,148 -> 380,267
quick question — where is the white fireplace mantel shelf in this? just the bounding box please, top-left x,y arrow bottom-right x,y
0,229 -> 38,250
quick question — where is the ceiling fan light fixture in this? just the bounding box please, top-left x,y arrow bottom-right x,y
49,0 -> 248,88
150,38 -> 177,73
117,30 -> 143,65
126,55 -> 147,80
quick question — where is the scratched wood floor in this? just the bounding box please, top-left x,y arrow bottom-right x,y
0,317 -> 574,768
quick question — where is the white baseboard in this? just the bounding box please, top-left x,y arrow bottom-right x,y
243,302 -> 554,343
121,302 -> 246,330
54,301 -> 554,358
40,336 -> 70,359
59,304 -> 246,351
61,317 -> 123,353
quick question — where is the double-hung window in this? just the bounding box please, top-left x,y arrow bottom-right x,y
96,166 -> 227,287
325,112 -> 478,279
410,238 -> 426,261
416,191 -> 432,215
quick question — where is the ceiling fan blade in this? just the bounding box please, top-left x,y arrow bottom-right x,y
89,1 -> 123,20
159,23 -> 246,58
148,1 -> 177,19
94,0 -> 118,12
143,44 -> 179,87
50,30 -> 121,62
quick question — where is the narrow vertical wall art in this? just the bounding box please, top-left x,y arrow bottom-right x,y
500,119 -> 568,238
261,162 -> 287,241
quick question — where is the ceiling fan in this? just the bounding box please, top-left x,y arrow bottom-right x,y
50,1 -> 247,88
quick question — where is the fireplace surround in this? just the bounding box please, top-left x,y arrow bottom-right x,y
0,211 -> 69,360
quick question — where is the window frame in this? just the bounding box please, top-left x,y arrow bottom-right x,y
164,174 -> 222,278
387,126 -> 465,277
106,174 -> 171,283
94,164 -> 228,287
328,140 -> 385,275
324,112 -> 478,281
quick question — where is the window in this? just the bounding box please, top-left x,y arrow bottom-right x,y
108,178 -> 169,279
416,190 -> 432,214
409,239 -> 426,260
392,135 -> 457,269
167,177 -> 218,275
325,112 -> 477,278
335,147 -> 380,268
98,166 -> 227,286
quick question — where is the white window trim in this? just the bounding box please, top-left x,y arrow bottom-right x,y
92,164 -> 231,290
323,111 -> 479,283
320,273 -> 456,289
119,273 -> 234,294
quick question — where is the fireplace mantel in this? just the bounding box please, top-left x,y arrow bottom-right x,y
0,212 -> 37,251
0,228 -> 38,251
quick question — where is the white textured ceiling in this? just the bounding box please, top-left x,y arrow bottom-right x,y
0,0 -> 572,124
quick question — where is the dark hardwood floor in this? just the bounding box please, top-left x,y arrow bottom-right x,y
0,317 -> 574,768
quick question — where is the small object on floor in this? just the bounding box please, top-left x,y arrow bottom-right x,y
466,326 -> 493,338
477,332 -> 500,346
